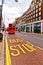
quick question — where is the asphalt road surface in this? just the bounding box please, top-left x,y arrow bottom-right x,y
5,31 -> 43,48
5,31 -> 43,65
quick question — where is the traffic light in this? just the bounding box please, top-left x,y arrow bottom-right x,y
15,0 -> 18,2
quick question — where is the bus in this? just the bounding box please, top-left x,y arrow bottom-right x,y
8,24 -> 16,34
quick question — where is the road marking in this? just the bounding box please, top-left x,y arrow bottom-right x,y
36,46 -> 43,51
10,46 -> 20,57
27,41 -> 34,46
22,44 -> 36,52
9,38 -> 23,43
6,37 -> 12,65
10,43 -> 36,57
17,45 -> 25,53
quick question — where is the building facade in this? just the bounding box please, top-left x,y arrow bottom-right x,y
16,0 -> 43,33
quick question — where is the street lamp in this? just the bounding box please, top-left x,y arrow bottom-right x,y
1,0 -> 4,30
0,0 -> 4,28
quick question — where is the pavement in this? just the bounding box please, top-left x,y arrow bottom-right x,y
0,32 -> 4,65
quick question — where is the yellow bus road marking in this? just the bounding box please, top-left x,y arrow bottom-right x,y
5,37 -> 43,65
6,37 -> 12,65
36,46 -> 43,51
27,41 -> 34,46
10,43 -> 36,57
7,37 -> 36,57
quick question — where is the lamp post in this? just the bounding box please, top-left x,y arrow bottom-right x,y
0,0 -> 4,28
15,0 -> 18,2
0,0 -> 4,29
2,0 -> 4,15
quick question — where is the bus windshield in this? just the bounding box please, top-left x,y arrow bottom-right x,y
8,24 -> 16,34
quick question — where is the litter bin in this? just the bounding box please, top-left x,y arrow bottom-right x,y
0,33 -> 3,42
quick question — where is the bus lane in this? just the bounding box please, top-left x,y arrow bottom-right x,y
6,37 -> 43,65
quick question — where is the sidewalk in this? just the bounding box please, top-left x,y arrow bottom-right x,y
21,31 -> 43,38
0,32 -> 4,65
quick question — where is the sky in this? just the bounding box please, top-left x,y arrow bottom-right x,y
0,0 -> 32,27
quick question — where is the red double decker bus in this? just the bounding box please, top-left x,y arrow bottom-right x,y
8,24 -> 16,34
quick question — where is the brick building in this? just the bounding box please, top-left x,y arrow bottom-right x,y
16,0 -> 43,33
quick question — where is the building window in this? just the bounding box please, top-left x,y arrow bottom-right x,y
36,18 -> 38,20
40,0 -> 41,1
36,5 -> 38,8
31,16 -> 32,18
34,0 -> 36,3
37,0 -> 39,4
31,20 -> 32,22
36,9 -> 38,13
39,7 -> 41,11
28,11 -> 29,14
33,19 -> 35,21
29,17 -> 30,19
39,17 -> 41,20
33,11 -> 35,14
39,3 -> 41,6
34,7 -> 35,10
33,15 -> 35,18
36,14 -> 38,17
28,14 -> 29,16
31,12 -> 32,15
39,12 -> 41,15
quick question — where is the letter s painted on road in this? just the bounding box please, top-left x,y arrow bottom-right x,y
10,46 -> 20,57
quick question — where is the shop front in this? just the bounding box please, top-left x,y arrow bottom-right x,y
21,25 -> 26,31
34,22 -> 41,33
26,26 -> 30,32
